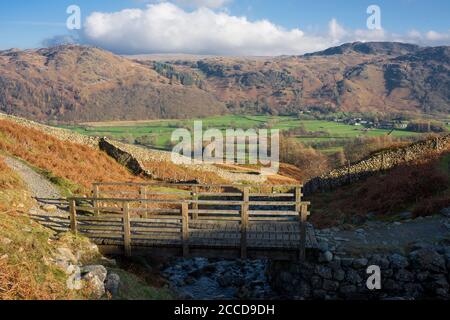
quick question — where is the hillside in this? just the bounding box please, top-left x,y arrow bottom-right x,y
0,46 -> 226,122
158,42 -> 449,116
0,156 -> 94,299
0,116 -> 143,194
0,113 -> 272,187
304,42 -> 421,57
0,42 -> 449,122
309,152 -> 450,228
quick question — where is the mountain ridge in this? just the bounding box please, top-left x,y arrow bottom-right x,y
0,42 -> 448,122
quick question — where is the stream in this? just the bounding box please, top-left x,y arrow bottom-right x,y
162,258 -> 277,300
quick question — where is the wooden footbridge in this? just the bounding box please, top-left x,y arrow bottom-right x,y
68,183 -> 318,261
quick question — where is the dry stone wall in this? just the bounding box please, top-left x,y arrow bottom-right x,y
0,113 -> 100,148
99,138 -> 267,184
303,134 -> 450,195
0,113 -> 266,184
269,245 -> 450,300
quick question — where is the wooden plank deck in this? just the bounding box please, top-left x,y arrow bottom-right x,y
65,183 -> 318,261
77,218 -> 318,260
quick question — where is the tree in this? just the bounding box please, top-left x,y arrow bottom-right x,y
279,134 -> 330,180
135,135 -> 157,146
329,150 -> 347,168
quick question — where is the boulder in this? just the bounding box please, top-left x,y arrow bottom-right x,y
409,249 -> 446,273
328,258 -> 342,271
429,274 -> 449,290
100,257 -> 117,266
440,207 -> 450,218
382,269 -> 394,278
55,260 -> 76,275
318,242 -> 329,252
389,254 -> 409,269
218,273 -> 245,288
394,269 -> 414,282
403,283 -> 423,299
353,258 -> 369,269
415,271 -> 430,282
81,265 -> 108,283
333,269 -> 346,282
323,280 -> 339,291
81,265 -> 108,299
315,266 -> 332,279
424,275 -> 449,297
105,273 -> 120,297
295,282 -> 311,299
340,258 -> 354,268
87,275 -> 106,299
319,251 -> 333,263
310,276 -> 322,289
55,247 -> 78,265
345,269 -> 362,285
370,254 -> 390,269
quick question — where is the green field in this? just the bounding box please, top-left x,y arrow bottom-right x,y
60,115 -> 423,153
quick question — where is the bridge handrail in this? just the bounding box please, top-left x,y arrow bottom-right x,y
92,182 -> 303,189
69,197 -> 310,207
68,183 -> 310,260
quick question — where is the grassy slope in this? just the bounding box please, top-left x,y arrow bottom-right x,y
309,151 -> 450,228
0,157 -> 32,212
0,119 -> 143,195
0,156 -> 173,300
0,156 -> 93,299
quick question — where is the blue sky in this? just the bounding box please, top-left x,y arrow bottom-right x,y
0,0 -> 449,55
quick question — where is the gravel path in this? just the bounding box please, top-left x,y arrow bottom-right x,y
4,157 -> 62,200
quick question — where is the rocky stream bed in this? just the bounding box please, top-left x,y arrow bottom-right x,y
162,258 -> 276,300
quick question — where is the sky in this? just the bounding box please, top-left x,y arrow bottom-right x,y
0,0 -> 449,55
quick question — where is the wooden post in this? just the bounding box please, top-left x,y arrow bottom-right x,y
139,186 -> 147,218
240,187 -> 249,259
294,186 -> 303,213
69,199 -> 77,236
192,185 -> 199,220
93,184 -> 100,216
181,202 -> 190,257
299,203 -> 308,261
123,202 -> 131,257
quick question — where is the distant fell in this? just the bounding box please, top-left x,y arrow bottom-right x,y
0,42 -> 449,122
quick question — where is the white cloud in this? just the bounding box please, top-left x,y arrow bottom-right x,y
426,30 -> 450,41
170,0 -> 231,9
328,18 -> 347,42
83,3 -> 331,55
82,3 -> 450,56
